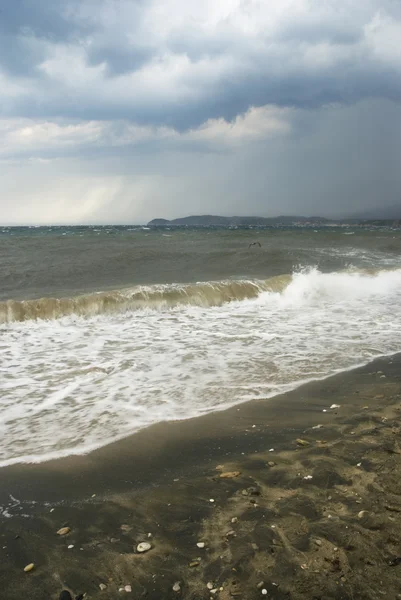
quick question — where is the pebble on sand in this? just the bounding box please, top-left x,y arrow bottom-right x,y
296,438 -> 310,447
57,527 -> 71,536
99,583 -> 107,591
173,582 -> 181,592
358,510 -> 369,519
124,585 -> 132,592
23,563 -> 34,573
219,471 -> 241,479
137,542 -> 152,553
189,560 -> 201,567
197,542 -> 206,548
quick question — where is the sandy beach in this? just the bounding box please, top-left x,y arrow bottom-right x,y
1,354 -> 401,600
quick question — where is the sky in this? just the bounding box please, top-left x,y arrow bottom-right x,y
1,0 -> 401,224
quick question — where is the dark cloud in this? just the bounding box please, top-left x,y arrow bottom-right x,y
1,0 -> 400,129
0,0 -> 69,37
0,0 -> 91,75
0,1 -> 400,224
86,42 -> 151,75
1,99 -> 400,225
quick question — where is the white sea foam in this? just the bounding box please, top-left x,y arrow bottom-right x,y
1,267 -> 401,467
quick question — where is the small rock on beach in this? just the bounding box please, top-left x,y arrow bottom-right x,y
137,542 -> 152,553
189,560 -> 200,567
219,471 -> 241,479
296,438 -> 310,447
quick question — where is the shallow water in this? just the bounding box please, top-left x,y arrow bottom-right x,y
1,226 -> 401,465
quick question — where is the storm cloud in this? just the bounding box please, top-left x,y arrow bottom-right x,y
1,0 -> 400,224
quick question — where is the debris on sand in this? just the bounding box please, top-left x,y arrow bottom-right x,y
137,542 -> 152,553
23,563 -> 34,573
189,560 -> 200,567
296,438 -> 310,447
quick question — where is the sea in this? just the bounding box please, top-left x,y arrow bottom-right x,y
1,224 -> 401,468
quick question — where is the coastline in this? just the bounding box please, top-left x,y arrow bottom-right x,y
1,354 -> 401,599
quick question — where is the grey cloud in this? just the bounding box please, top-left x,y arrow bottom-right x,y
1,99 -> 400,225
0,33 -> 45,75
0,0 -> 90,75
5,54 -> 401,133
86,41 -> 152,75
0,0 -> 89,38
1,0 -> 401,130
0,1 -> 400,227
106,99 -> 401,221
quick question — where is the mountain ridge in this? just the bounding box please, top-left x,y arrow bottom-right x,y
147,212 -> 401,227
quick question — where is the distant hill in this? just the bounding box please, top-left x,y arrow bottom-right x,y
147,214 -> 332,227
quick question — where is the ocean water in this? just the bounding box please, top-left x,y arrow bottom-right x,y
1,225 -> 401,467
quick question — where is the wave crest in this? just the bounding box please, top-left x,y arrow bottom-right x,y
0,276 -> 291,323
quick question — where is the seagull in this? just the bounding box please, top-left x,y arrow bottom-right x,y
248,241 -> 261,248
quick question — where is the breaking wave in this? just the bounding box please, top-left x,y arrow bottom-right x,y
0,276 -> 291,323
2,267 -> 401,466
2,267 -> 401,324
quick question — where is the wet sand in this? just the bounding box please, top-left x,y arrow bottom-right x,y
1,354 -> 401,600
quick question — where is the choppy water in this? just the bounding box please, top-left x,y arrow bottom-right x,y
1,225 -> 401,466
